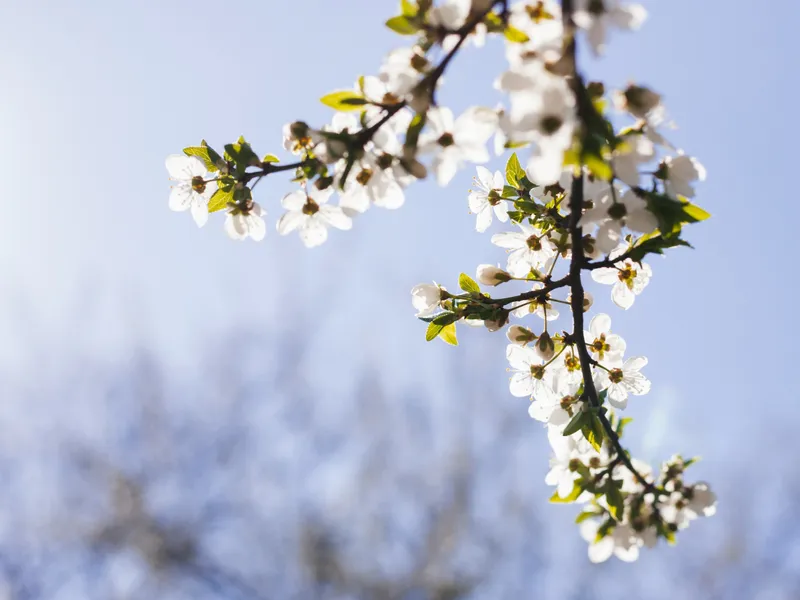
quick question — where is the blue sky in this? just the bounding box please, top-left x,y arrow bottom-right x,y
0,0 -> 798,534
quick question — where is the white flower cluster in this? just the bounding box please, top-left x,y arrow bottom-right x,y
411,160 -> 715,560
165,0 -> 702,252
170,0 -> 717,561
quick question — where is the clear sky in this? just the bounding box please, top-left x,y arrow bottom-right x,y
0,0 -> 798,556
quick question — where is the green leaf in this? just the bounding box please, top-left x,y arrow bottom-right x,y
483,11 -> 504,32
626,233 -> 691,263
439,323 -> 458,346
595,519 -> 615,543
581,414 -> 604,452
262,154 -> 280,163
513,199 -> 540,215
502,185 -> 520,199
320,90 -> 368,112
183,144 -> 219,172
506,210 -> 525,223
425,321 -> 445,342
644,191 -> 710,235
616,416 -> 633,436
683,456 -> 700,468
207,187 -> 234,213
605,480 -> 624,521
431,312 -> 459,326
575,510 -> 601,524
562,410 -> 589,437
505,152 -> 525,187
584,153 -> 612,181
385,15 -> 418,35
224,139 -> 260,174
458,273 -> 481,294
404,112 -> 427,152
682,202 -> 711,222
400,0 -> 417,16
503,26 -> 530,43
549,480 -> 584,503
656,519 -> 677,545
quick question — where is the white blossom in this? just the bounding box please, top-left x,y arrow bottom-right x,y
224,202 -> 266,242
379,47 -> 431,97
663,153 -> 706,199
580,188 -> 658,254
277,187 -> 352,248
591,245 -> 652,309
580,520 -> 641,563
612,134 -> 655,187
573,0 -> 647,55
510,81 -> 577,185
411,283 -> 443,317
419,106 -> 497,186
529,379 -> 579,427
165,155 -> 217,227
492,222 -> 555,277
428,0 -> 470,30
282,121 -> 315,156
469,167 -> 509,232
546,425 -> 597,499
506,344 -> 555,399
595,356 -> 651,410
584,313 -> 626,363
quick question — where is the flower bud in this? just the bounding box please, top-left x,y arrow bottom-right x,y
410,283 -> 443,317
314,176 -> 334,191
476,264 -> 511,287
506,325 -> 537,346
289,121 -> 310,140
614,84 -> 662,119
409,82 -> 433,114
535,331 -> 555,361
484,309 -> 509,332
400,152 -> 428,180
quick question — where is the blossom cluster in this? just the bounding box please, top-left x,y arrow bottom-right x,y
168,0 -> 715,561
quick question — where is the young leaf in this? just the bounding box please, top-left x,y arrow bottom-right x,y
562,409 -> 589,437
595,519 -> 615,543
183,146 -> 219,172
439,323 -> 458,346
401,0 -> 418,16
581,421 -> 604,452
505,153 -> 525,187
501,185 -> 519,199
682,202 -> 711,222
458,273 -> 481,294
425,321 -> 445,342
262,154 -> 280,163
605,480 -> 625,521
207,188 -> 234,213
584,153 -> 612,181
503,26 -> 530,43
431,312 -> 459,326
320,90 -> 368,112
575,510 -> 602,524
385,15 -> 418,35
626,233 -> 691,263
550,481 -> 584,503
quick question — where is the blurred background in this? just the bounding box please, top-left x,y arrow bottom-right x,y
0,0 -> 798,598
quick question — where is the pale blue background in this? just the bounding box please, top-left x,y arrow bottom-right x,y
0,0 -> 798,597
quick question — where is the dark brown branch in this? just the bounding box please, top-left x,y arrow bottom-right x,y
561,0 -> 662,498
